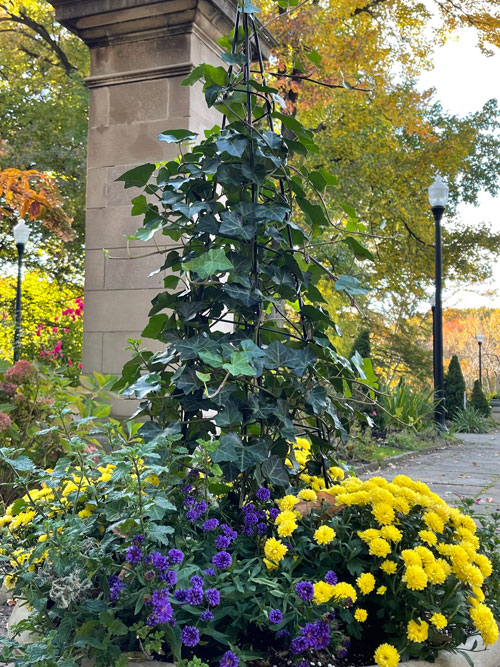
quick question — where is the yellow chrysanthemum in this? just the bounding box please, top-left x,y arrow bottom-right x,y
380,525 -> 402,542
297,489 -> 317,502
369,537 -> 391,558
475,554 -> 493,579
277,520 -> 297,538
401,549 -> 422,567
332,582 -> 357,604
275,510 -> 297,525
425,560 -> 449,585
354,608 -> 368,622
414,546 -> 435,566
376,585 -> 387,595
418,530 -> 437,546
380,560 -> 397,575
264,538 -> 287,564
358,529 -> 380,543
374,643 -> 400,667
407,618 -> 429,642
430,613 -> 447,629
313,525 -> 335,545
470,603 -> 499,646
423,511 -> 445,534
371,502 -> 395,526
356,572 -> 376,595
328,466 -> 345,481
276,495 -> 299,512
403,565 -> 428,591
264,558 -> 278,571
313,581 -> 335,605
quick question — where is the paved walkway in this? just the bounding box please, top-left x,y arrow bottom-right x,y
362,431 -> 500,514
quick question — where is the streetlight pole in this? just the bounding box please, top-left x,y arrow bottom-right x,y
12,221 -> 31,363
477,333 -> 484,387
430,295 -> 436,390
428,176 -> 449,429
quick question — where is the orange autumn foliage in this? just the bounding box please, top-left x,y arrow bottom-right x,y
0,168 -> 74,241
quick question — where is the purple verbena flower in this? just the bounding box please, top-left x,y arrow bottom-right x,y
269,507 -> 280,520
204,568 -> 215,577
257,510 -> 267,519
126,545 -> 143,564
277,629 -> 291,642
220,524 -> 237,541
151,552 -> 169,572
295,581 -> 314,602
220,650 -> 239,667
290,637 -> 309,654
216,535 -> 231,550
242,525 -> 254,536
242,503 -> 255,514
163,570 -> 177,587
269,609 -> 283,624
132,535 -> 145,546
195,501 -> 207,514
184,495 -> 195,506
257,522 -> 268,535
212,551 -> 232,570
201,609 -> 214,621
182,483 -> 194,494
108,575 -> 125,602
301,621 -> 330,650
168,548 -> 184,564
174,589 -> 188,602
205,588 -> 220,607
243,512 -> 258,526
186,508 -> 200,522
186,587 -> 204,606
325,570 -> 338,585
190,575 -> 204,588
147,589 -> 174,625
181,625 -> 200,647
256,488 -> 271,501
202,518 -> 219,532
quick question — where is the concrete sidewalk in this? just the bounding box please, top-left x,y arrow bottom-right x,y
362,431 -> 500,514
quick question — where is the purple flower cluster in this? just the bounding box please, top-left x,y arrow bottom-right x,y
147,589 -> 174,626
108,575 -> 125,602
202,518 -> 220,532
325,570 -> 338,585
256,487 -> 271,501
269,609 -> 283,625
212,551 -> 232,570
126,544 -> 143,564
295,581 -> 314,602
220,650 -> 239,667
241,503 -> 268,537
186,500 -> 208,523
181,625 -> 200,647
291,621 -> 331,654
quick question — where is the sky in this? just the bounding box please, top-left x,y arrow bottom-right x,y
418,30 -> 500,309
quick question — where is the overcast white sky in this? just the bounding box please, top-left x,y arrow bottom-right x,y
418,30 -> 500,308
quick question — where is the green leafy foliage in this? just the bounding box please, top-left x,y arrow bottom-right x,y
452,406 -> 491,433
444,355 -> 466,418
380,380 -> 435,431
115,11 -> 377,497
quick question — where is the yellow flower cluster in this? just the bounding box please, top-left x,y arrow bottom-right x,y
325,473 -> 497,647
374,643 -> 400,667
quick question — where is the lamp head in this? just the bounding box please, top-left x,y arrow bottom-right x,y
477,333 -> 484,344
428,175 -> 449,209
13,220 -> 31,246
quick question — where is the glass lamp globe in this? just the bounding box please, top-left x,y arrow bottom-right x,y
477,333 -> 484,344
428,175 -> 449,208
13,221 -> 31,245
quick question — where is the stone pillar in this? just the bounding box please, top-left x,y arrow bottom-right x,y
47,0 -> 237,414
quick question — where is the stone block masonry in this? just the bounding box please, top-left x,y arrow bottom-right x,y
47,0 -> 240,416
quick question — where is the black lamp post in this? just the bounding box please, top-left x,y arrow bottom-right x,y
13,220 -> 31,362
477,333 -> 483,386
430,295 -> 436,389
428,175 -> 449,428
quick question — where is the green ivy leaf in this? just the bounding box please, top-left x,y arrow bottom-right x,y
335,274 -> 370,296
260,456 -> 289,487
341,237 -> 375,261
223,351 -> 257,377
183,248 -> 234,279
116,163 -> 156,189
158,129 -> 198,143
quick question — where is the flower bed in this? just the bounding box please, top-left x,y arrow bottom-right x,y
0,429 -> 498,667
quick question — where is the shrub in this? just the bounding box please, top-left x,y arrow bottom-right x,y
451,407 -> 491,434
379,380 -> 434,431
350,329 -> 372,359
444,355 -> 466,418
0,361 -> 115,506
470,380 -> 491,417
